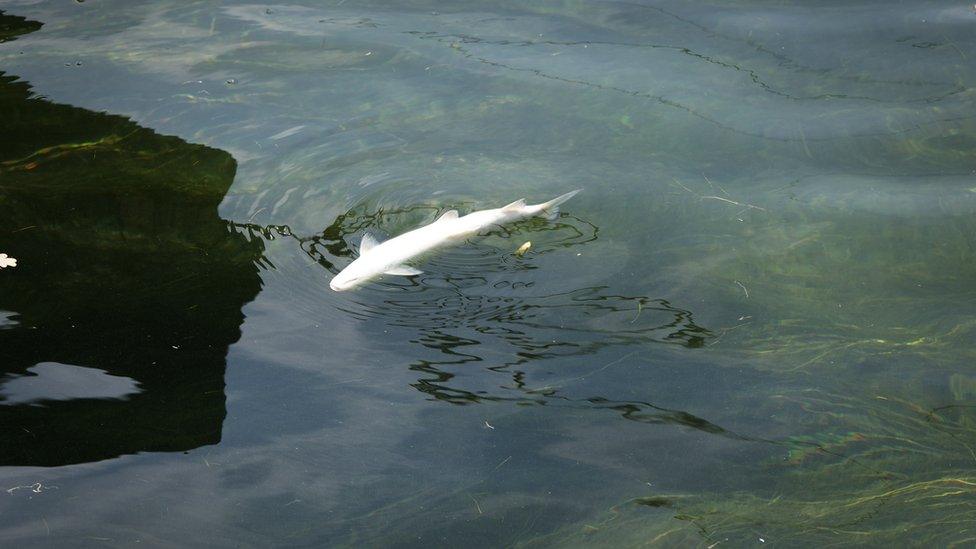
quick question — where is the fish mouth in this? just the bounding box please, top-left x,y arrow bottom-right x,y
330,275 -> 363,291
330,279 -> 350,291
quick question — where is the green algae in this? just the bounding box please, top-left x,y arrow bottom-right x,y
523,390 -> 976,547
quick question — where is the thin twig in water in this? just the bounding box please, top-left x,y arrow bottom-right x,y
671,178 -> 698,196
734,280 -> 749,298
703,195 -> 766,211
6,482 -> 55,494
631,300 -> 644,323
247,207 -> 266,222
703,174 -> 730,197
493,455 -> 512,472
671,178 -> 767,212
570,351 -> 638,383
707,321 -> 753,347
469,493 -> 483,515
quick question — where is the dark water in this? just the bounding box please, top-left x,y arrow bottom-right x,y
1,1 -> 975,546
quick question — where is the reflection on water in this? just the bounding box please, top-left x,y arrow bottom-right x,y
0,363 -> 141,406
0,310 -> 18,329
0,11 -> 263,466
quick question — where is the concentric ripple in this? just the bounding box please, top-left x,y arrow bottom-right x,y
232,201 -> 711,426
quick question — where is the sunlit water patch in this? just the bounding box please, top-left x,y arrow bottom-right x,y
0,310 -> 19,329
0,362 -> 142,406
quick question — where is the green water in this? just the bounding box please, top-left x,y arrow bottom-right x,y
1,1 -> 975,546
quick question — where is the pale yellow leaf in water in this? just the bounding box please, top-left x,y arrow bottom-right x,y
515,242 -> 532,257
0,253 -> 17,269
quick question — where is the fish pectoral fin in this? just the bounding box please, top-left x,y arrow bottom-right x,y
502,198 -> 526,211
360,233 -> 381,255
384,265 -> 423,276
435,209 -> 459,222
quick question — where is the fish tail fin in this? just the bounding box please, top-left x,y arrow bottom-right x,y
538,189 -> 582,220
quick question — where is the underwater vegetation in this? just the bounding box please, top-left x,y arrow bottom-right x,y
525,389 -> 976,547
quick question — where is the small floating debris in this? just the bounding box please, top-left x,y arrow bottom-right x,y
0,253 -> 17,269
515,241 -> 531,257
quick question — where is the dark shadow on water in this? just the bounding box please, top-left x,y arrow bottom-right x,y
0,11 -> 264,467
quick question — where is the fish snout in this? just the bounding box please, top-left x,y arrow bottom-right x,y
330,273 -> 353,291
330,271 -> 365,291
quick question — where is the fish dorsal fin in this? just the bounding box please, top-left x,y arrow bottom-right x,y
435,209 -> 459,223
502,198 -> 526,211
384,265 -> 423,276
360,233 -> 381,255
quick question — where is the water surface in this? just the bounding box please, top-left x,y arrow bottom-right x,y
1,1 -> 975,546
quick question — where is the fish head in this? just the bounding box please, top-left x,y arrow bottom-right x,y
330,259 -> 373,291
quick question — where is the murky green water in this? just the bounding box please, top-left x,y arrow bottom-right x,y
1,1 -> 975,546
